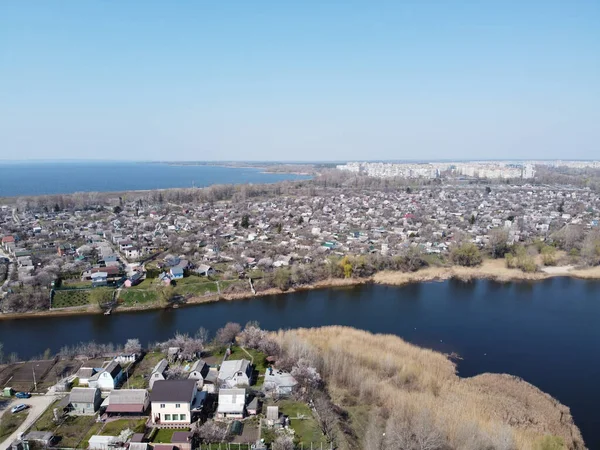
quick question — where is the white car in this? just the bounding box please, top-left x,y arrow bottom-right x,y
11,404 -> 29,414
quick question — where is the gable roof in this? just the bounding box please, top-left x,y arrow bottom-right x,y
105,360 -> 123,377
218,359 -> 251,381
150,380 -> 196,403
69,387 -> 99,403
152,359 -> 168,375
217,388 -> 245,414
108,389 -> 148,405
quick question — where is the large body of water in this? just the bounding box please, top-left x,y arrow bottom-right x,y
1,278 -> 599,446
0,162 -> 310,197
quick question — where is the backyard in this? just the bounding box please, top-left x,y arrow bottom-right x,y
52,289 -> 91,308
272,400 -> 327,447
100,418 -> 147,436
30,403 -> 101,448
152,427 -> 190,443
0,410 -> 28,442
126,352 -> 164,389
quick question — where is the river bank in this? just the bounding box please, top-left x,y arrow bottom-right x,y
2,260 -> 600,321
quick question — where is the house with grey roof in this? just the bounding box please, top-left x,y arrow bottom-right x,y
216,388 -> 246,419
218,359 -> 252,388
104,389 -> 149,416
149,358 -> 168,390
68,387 -> 102,415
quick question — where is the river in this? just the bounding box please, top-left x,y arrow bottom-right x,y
2,278 -> 599,446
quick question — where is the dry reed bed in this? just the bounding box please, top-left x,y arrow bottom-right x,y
274,326 -> 584,450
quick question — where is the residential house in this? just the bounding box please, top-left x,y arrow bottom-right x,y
68,387 -> 102,415
169,267 -> 184,279
149,359 -> 168,390
2,235 -> 15,252
194,264 -> 215,277
104,389 -> 149,416
89,360 -> 124,391
218,359 -> 252,388
22,431 -> 55,448
216,388 -> 246,419
91,271 -> 108,287
150,380 -> 197,427
187,360 -> 209,389
75,367 -> 97,387
263,368 -> 298,396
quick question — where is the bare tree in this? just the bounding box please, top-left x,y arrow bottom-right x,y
314,394 -> 337,444
272,435 -> 295,450
192,419 -> 228,443
124,338 -> 142,354
215,322 -> 241,345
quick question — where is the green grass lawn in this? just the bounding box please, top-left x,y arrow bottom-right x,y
52,289 -> 91,308
277,400 -> 327,446
127,351 -> 165,389
152,427 -> 190,443
119,289 -> 158,306
173,277 -> 219,296
0,411 -> 28,441
100,418 -> 147,435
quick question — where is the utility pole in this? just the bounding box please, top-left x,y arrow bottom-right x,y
32,364 -> 37,391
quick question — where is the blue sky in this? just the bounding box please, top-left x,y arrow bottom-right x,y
1,1 -> 598,161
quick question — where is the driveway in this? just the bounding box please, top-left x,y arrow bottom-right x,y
0,395 -> 57,450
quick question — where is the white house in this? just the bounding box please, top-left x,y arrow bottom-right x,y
150,380 -> 197,427
88,360 -> 124,391
188,360 -> 209,389
218,359 -> 252,388
216,388 -> 246,419
149,359 -> 168,390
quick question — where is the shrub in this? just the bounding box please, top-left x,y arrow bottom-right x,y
451,242 -> 483,267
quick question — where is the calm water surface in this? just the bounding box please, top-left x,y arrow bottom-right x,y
2,279 -> 599,446
0,162 -> 310,196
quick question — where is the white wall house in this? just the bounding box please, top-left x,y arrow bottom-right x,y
150,380 -> 197,428
217,388 -> 246,419
218,359 -> 252,388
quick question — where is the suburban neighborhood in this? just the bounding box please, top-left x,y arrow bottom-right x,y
0,322 -> 322,450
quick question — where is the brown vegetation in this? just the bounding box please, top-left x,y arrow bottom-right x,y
274,327 -> 584,450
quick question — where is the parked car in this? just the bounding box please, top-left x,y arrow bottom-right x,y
15,392 -> 31,399
11,404 -> 29,414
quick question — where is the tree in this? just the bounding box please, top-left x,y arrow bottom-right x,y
272,435 -> 294,450
581,230 -> 600,266
215,322 -> 241,345
241,214 -> 250,228
488,228 -> 510,258
193,420 -> 228,443
124,338 -> 142,354
291,358 -> 322,391
273,268 -> 292,291
541,245 -> 557,266
451,242 -> 483,267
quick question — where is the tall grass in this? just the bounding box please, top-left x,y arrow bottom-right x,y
274,327 -> 584,450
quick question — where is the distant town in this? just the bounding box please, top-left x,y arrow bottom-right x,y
1,160 -> 600,449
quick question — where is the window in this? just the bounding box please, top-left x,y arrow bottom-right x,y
160,404 -> 165,408
180,414 -> 186,421
175,403 -> 180,408
164,414 -> 171,421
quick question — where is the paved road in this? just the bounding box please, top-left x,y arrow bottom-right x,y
0,395 -> 57,450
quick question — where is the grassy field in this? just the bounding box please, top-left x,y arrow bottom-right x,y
277,400 -> 328,446
173,277 -> 219,296
119,289 -> 158,306
127,352 -> 165,389
0,411 -> 28,442
100,418 -> 147,435
152,427 -> 190,443
31,405 -> 100,449
52,289 -> 91,308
